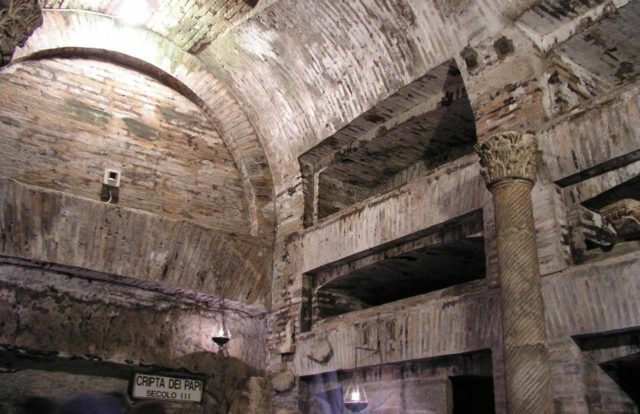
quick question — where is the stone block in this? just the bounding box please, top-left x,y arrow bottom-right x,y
307,338 -> 333,364
272,370 -> 296,393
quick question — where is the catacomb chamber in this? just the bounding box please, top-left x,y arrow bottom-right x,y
300,60 -> 477,226
304,211 -> 486,328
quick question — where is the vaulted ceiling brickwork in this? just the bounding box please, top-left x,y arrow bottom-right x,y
2,0 -> 637,308
41,0 -> 258,52
0,1 -> 640,413
0,57 -> 250,232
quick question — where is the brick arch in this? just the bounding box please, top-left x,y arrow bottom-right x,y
198,0 -> 549,231
9,10 -> 274,238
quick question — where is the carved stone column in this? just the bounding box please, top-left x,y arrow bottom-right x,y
0,0 -> 43,67
475,132 -> 553,414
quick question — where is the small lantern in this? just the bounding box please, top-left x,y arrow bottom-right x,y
212,324 -> 231,347
344,383 -> 368,412
344,345 -> 379,412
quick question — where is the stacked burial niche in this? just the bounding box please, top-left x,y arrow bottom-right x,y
299,59 -> 477,225
306,211 -> 485,326
545,0 -> 640,263
298,59 -> 485,329
574,330 -> 640,412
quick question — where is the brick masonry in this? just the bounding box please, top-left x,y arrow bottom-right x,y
0,0 -> 639,413
14,10 -> 276,238
0,58 -> 249,234
0,178 -> 272,305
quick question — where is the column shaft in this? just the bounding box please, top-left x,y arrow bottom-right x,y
476,132 -> 553,414
493,179 -> 553,414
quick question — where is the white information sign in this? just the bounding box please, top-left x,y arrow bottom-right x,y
132,373 -> 203,403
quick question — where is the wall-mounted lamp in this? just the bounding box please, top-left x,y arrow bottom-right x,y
103,169 -> 121,188
101,168 -> 121,204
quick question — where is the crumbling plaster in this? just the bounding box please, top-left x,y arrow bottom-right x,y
0,262 -> 268,413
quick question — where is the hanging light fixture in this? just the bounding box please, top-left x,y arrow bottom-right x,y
212,323 -> 231,347
344,382 -> 368,412
344,345 -> 379,412
212,292 -> 231,348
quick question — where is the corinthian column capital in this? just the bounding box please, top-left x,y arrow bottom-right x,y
0,0 -> 43,67
474,131 -> 539,190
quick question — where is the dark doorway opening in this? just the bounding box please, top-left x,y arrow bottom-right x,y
575,330 -> 640,412
450,375 -> 496,414
601,352 -> 640,409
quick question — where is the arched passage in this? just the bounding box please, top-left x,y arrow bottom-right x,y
0,55 -> 273,304
9,9 -> 275,238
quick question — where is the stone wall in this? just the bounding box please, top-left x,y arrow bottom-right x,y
12,10 -> 276,238
2,0 -> 639,412
294,280 -> 499,377
0,262 -> 268,413
299,155 -> 486,274
0,179 -> 271,305
0,12 -> 277,411
302,351 -> 494,414
261,1 -> 640,409
0,57 -> 249,234
294,245 -> 640,413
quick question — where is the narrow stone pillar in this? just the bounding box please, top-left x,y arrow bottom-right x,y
475,132 -> 553,414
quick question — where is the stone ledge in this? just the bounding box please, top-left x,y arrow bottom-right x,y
0,178 -> 271,305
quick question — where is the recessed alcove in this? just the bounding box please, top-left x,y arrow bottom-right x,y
451,375 -> 496,414
568,175 -> 640,262
575,330 -> 640,412
317,239 -> 485,311
299,59 -> 477,226
582,175 -> 640,212
304,211 -> 486,327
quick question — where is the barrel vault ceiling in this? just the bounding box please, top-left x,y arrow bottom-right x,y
31,0 -> 633,203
